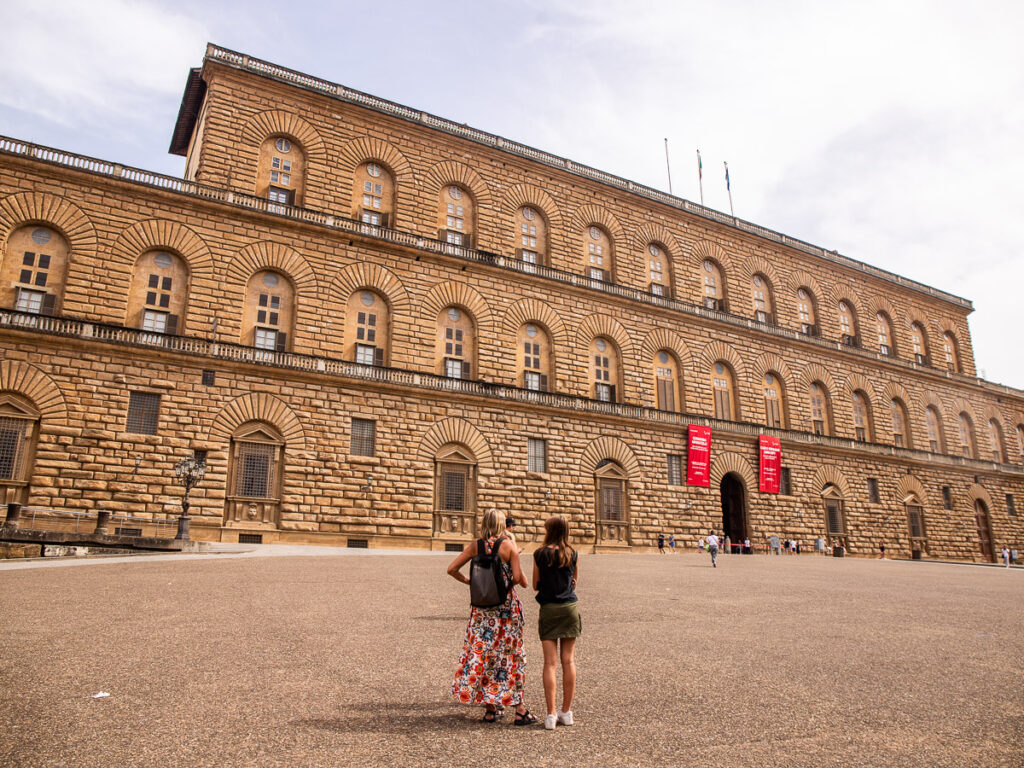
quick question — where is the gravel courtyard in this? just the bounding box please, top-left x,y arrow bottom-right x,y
1,548 -> 1021,767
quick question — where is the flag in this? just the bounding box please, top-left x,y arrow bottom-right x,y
724,161 -> 731,191
697,150 -> 702,180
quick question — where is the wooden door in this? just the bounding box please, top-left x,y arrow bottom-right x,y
974,500 -> 995,562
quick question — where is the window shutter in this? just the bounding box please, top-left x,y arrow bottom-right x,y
437,228 -> 448,241
40,293 -> 56,316
380,212 -> 390,228
461,360 -> 471,379
657,379 -> 674,411
515,248 -> 523,260
608,384 -> 616,402
275,332 -> 288,352
539,374 -> 548,392
285,189 -> 296,206
373,347 -> 384,367
461,233 -> 472,248
165,314 -> 179,336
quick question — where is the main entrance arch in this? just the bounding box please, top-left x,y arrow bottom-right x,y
720,472 -> 747,546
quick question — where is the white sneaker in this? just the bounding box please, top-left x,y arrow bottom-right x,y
557,710 -> 574,726
544,714 -> 557,730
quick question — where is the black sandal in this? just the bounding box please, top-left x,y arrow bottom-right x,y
482,709 -> 498,723
513,709 -> 538,726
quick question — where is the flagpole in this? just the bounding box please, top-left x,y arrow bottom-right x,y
696,149 -> 704,206
663,138 -> 673,195
724,161 -> 734,217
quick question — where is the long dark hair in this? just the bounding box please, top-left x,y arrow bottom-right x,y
542,515 -> 575,568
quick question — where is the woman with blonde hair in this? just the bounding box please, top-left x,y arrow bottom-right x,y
448,509 -> 537,724
532,514 -> 581,730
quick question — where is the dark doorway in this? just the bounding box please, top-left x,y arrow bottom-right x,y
720,473 -> 747,548
974,499 -> 995,562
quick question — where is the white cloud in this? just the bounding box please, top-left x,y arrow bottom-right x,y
0,0 -> 208,132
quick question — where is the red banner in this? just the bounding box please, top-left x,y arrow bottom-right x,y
759,435 -> 782,493
686,425 -> 712,487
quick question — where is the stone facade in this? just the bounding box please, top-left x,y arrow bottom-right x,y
0,44 -> 1021,561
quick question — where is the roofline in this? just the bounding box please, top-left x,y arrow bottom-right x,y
198,43 -> 973,311
169,68 -> 206,156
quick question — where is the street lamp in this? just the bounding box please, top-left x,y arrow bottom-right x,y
173,455 -> 206,541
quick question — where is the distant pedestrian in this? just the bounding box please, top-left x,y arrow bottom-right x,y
795,541 -> 801,555
698,537 -> 706,552
533,514 -> 581,730
1002,546 -> 1011,568
743,537 -> 751,554
505,516 -> 520,552
707,531 -> 720,567
879,543 -> 886,559
657,532 -> 666,554
769,535 -> 781,555
668,533 -> 676,553
447,509 -> 536,724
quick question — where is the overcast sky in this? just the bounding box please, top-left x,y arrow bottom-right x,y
2,0 -> 1021,389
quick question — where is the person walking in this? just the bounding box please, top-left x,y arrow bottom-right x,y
447,509 -> 538,725
657,531 -> 666,554
668,533 -> 676,553
505,516 -> 521,552
533,514 -> 582,731
1002,546 -> 1011,568
707,531 -> 720,567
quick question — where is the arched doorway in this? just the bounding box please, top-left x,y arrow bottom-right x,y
974,499 -> 995,562
720,472 -> 747,548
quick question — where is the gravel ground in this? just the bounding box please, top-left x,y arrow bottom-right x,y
1,550 -> 1021,767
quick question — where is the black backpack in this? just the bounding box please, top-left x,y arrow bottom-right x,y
469,537 -> 509,608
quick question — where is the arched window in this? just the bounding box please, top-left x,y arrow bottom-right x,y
751,273 -> 774,323
925,406 -> 944,453
433,443 -> 477,539
2,225 -> 70,316
876,312 -> 895,356
711,362 -> 737,421
595,458 -> 630,544
0,394 -> 41,505
957,412 -> 976,458
225,421 -> 284,528
345,290 -> 389,366
852,390 -> 873,442
809,381 -> 832,436
905,493 -> 927,547
822,483 -> 847,549
702,260 -> 726,311
243,270 -> 294,352
943,332 -> 961,373
584,225 -> 612,282
797,288 -> 818,336
763,372 -> 785,428
838,301 -> 859,346
647,243 -> 672,297
438,185 -> 474,247
518,322 -> 552,392
437,306 -> 475,380
127,250 -> 189,336
257,135 -> 305,206
890,398 -> 911,448
516,206 -> 547,270
653,350 -> 681,411
988,418 -> 1005,463
590,337 -> 620,402
353,161 -> 395,226
910,322 -> 930,366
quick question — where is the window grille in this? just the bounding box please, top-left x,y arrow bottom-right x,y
825,500 -> 844,535
667,454 -> 682,486
126,392 -> 160,435
941,486 -> 952,510
528,438 -> 547,473
351,418 -> 376,457
235,442 -> 275,498
0,418 -> 28,480
780,467 -> 792,496
1007,494 -> 1016,517
907,505 -> 925,538
599,479 -> 623,521
441,464 -> 467,511
867,478 -> 880,504
201,370 -> 216,386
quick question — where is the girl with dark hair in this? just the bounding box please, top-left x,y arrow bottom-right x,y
532,514 -> 581,730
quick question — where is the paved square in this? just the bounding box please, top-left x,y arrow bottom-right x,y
1,550 -> 1021,767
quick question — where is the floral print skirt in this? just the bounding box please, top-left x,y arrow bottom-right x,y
451,591 -> 526,707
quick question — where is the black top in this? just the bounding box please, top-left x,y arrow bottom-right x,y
534,546 -> 578,605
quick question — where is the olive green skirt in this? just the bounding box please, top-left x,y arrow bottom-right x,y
538,601 -> 582,641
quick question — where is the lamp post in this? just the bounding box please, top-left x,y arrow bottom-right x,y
173,455 -> 206,541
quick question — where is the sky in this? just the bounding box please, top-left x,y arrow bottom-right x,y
1,0 -> 1022,388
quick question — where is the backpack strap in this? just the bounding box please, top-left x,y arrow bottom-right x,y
476,538 -> 486,557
